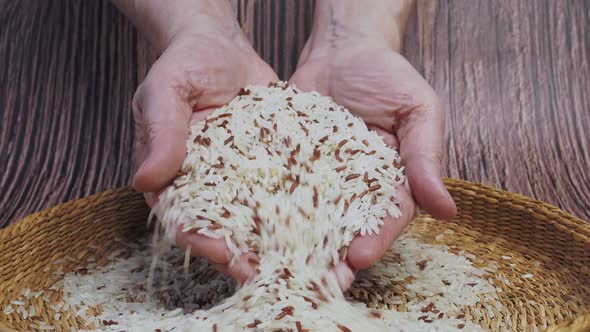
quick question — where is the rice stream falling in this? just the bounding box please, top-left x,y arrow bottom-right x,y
16,83 -> 499,331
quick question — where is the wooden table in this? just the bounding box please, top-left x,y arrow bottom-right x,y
1,0 -> 588,228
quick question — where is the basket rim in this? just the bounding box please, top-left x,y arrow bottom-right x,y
3,179 -> 588,231
0,186 -> 136,241
443,178 -> 590,239
1,179 -> 588,245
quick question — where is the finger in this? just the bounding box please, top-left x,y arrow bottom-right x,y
347,185 -> 416,270
226,252 -> 259,284
397,104 -> 457,220
189,108 -> 217,126
329,261 -> 357,291
211,253 -> 259,285
132,83 -> 191,193
289,75 -> 325,95
288,62 -> 330,95
175,228 -> 232,264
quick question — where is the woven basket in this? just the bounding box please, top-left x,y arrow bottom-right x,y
0,179 -> 588,332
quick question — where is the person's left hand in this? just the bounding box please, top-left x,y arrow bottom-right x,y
290,40 -> 456,290
120,0 -> 279,284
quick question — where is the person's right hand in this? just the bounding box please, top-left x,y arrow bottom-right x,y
288,0 -> 456,290
123,1 -> 278,284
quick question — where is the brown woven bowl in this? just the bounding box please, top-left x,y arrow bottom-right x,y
0,179 -> 588,332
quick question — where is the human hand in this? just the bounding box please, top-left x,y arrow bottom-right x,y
114,0 -> 278,284
290,0 -> 457,290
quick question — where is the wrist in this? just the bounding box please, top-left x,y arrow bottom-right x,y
303,0 -> 413,57
113,0 -> 247,53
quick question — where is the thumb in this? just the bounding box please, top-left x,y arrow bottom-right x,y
397,103 -> 457,220
132,84 -> 191,193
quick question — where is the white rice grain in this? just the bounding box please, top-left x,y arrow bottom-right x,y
3,305 -> 13,315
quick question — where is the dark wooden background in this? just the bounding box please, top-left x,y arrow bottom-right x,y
0,0 -> 589,228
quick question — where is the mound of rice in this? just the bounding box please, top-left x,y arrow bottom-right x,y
46,233 -> 490,331
147,82 -> 477,331
154,82 -> 405,258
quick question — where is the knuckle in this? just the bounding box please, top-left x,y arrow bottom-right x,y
405,83 -> 440,114
431,150 -> 444,165
420,149 -> 444,168
416,94 -> 439,115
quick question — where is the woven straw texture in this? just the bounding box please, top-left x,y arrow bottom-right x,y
0,179 -> 588,332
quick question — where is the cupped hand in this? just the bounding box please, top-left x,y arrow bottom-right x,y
132,31 -> 278,284
290,42 -> 457,290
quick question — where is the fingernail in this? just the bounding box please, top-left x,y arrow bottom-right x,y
332,262 -> 355,290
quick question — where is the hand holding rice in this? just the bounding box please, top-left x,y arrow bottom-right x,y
149,82 -> 451,331
27,86 -> 495,330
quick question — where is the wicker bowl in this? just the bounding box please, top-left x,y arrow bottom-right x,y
0,179 -> 588,332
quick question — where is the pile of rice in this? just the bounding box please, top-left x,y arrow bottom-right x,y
153,82 -> 405,260
6,233 -> 500,331
4,83 -> 501,331
155,82 -> 408,329
148,82 -> 483,331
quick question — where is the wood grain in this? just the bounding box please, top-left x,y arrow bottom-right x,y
0,0 -> 588,228
405,1 -> 590,220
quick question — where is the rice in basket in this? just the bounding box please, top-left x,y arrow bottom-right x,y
8,82 -> 500,332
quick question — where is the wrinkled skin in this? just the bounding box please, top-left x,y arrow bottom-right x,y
290,42 -> 457,289
132,33 -> 278,283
